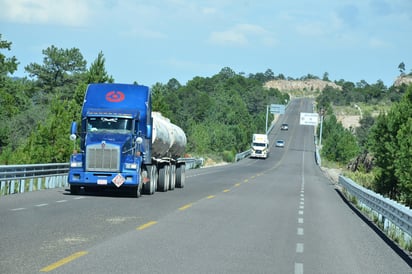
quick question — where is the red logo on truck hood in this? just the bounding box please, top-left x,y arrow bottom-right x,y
106,91 -> 125,102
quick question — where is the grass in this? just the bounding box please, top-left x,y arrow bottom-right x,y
342,170 -> 375,189
333,105 -> 361,116
321,158 -> 344,169
333,101 -> 393,118
356,102 -> 392,116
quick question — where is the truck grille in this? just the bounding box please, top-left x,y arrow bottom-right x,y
86,144 -> 120,172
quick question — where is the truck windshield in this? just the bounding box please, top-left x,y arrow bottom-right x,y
252,142 -> 266,147
87,117 -> 133,133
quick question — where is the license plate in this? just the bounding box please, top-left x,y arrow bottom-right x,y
97,179 -> 107,185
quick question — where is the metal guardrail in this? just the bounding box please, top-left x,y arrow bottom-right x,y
235,149 -> 251,162
180,158 -> 204,169
0,159 -> 203,196
339,175 -> 412,238
0,163 -> 69,181
0,163 -> 69,195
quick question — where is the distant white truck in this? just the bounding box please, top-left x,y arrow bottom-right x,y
250,133 -> 270,159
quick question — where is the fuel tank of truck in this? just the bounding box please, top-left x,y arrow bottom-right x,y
151,112 -> 187,158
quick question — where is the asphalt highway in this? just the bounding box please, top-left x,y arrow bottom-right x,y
1,98 -> 410,273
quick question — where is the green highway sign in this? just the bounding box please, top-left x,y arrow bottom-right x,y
270,104 -> 285,114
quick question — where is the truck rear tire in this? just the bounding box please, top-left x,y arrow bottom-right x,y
169,164 -> 176,190
158,164 -> 170,192
143,165 -> 157,195
175,164 -> 185,188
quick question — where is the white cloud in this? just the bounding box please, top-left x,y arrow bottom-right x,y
164,57 -> 217,70
201,7 -> 217,15
120,27 -> 167,40
209,24 -> 276,47
209,30 -> 248,46
295,21 -> 327,37
0,0 -> 92,26
368,37 -> 390,48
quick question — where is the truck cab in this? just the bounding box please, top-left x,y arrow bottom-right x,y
68,84 -> 151,197
250,133 -> 269,159
68,83 -> 187,198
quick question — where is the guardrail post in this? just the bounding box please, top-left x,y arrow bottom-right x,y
45,177 -> 50,189
56,176 -> 60,188
37,178 -> 42,191
51,176 -> 56,188
0,181 -> 4,195
10,180 -> 15,194
61,175 -> 68,188
19,179 -> 25,193
29,178 -> 34,192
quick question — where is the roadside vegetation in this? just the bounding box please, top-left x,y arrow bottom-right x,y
316,75 -> 412,207
316,75 -> 412,252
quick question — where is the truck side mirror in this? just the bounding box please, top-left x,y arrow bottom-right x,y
70,122 -> 77,141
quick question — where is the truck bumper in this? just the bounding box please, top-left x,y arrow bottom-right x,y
250,152 -> 268,159
68,170 -> 139,188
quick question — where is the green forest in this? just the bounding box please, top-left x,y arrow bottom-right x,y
1,34 -> 412,206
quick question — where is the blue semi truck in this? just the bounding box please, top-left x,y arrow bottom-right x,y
68,83 -> 187,197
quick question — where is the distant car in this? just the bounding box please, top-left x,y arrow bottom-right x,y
281,123 -> 289,130
275,140 -> 285,147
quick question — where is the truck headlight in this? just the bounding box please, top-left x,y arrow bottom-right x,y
70,154 -> 83,167
125,163 -> 137,169
70,161 -> 83,168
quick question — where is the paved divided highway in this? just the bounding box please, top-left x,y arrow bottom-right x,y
1,98 -> 410,273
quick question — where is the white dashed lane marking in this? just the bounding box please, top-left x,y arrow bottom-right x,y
294,143 -> 306,274
296,243 -> 304,253
9,197 -> 86,211
35,203 -> 48,207
10,208 -> 25,211
295,263 -> 304,274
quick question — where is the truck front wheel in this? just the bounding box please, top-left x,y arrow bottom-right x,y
143,165 -> 157,195
70,185 -> 80,195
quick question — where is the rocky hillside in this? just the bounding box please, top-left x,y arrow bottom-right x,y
264,79 -> 341,92
393,75 -> 412,87
265,75 -> 412,92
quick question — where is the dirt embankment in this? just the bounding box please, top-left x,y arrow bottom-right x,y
337,115 -> 360,129
264,79 -> 341,92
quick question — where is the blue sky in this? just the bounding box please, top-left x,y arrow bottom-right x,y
1,0 -> 411,87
